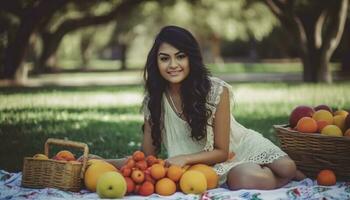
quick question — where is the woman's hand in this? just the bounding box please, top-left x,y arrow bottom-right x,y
165,155 -> 188,167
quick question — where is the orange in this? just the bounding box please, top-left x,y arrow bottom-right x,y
120,166 -> 132,177
179,170 -> 207,194
124,177 -> 135,194
150,164 -> 166,180
136,160 -> 148,170
55,150 -> 75,161
317,169 -> 336,186
189,164 -> 218,189
155,178 -> 176,196
139,181 -> 155,196
344,128 -> 350,137
157,158 -> 165,166
316,120 -> 330,132
296,117 -> 317,133
125,158 -> 136,168
146,155 -> 158,166
144,173 -> 156,184
132,151 -> 145,161
167,165 -> 184,182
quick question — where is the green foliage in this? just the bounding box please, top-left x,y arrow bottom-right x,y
151,0 -> 277,41
1,80 -> 350,172
52,0 -> 279,69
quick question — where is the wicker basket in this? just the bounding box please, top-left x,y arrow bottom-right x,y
21,138 -> 89,192
274,124 -> 350,181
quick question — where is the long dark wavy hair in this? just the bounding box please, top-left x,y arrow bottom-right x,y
143,26 -> 212,154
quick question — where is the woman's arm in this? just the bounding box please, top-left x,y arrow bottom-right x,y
166,87 -> 230,167
141,118 -> 157,156
105,158 -> 128,169
104,119 -> 157,168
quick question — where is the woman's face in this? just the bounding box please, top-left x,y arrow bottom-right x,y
157,42 -> 190,85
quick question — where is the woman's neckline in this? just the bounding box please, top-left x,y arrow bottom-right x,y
163,93 -> 187,123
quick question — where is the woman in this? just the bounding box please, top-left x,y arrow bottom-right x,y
140,25 -> 304,190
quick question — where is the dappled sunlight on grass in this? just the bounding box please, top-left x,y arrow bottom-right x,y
232,83 -> 350,107
0,91 -> 143,109
1,82 -> 350,172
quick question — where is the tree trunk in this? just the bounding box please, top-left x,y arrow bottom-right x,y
38,0 -> 144,73
3,17 -> 37,79
37,32 -> 61,72
119,43 -> 128,71
263,0 -> 348,83
317,0 -> 349,83
80,33 -> 94,70
318,49 -> 332,83
210,34 -> 224,67
340,20 -> 350,76
2,0 -> 68,80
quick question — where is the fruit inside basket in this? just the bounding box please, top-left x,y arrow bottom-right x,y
274,124 -> 350,181
21,138 -> 89,192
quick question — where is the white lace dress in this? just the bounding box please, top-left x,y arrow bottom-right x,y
142,77 -> 287,184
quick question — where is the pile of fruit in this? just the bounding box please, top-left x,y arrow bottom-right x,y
32,150 -> 79,163
289,105 -> 350,136
31,148 -> 218,198
120,150 -> 218,197
287,104 -> 350,186
82,150 -> 218,198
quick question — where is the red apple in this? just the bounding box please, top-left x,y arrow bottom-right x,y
289,105 -> 315,128
314,104 -> 333,113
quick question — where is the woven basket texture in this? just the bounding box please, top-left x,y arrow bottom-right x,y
21,138 -> 88,192
274,124 -> 350,181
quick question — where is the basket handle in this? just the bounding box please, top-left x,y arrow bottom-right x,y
45,138 -> 89,179
273,124 -> 297,132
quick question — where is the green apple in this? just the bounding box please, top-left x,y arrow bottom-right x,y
96,171 -> 127,199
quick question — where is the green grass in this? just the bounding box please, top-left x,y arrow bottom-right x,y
1,82 -> 350,172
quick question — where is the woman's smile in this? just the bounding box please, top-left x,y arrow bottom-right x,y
157,42 -> 190,84
167,69 -> 183,76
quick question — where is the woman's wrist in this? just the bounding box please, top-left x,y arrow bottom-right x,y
183,155 -> 191,165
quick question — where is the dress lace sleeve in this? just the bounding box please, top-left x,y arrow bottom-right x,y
142,95 -> 151,120
203,77 -> 235,152
207,77 -> 235,116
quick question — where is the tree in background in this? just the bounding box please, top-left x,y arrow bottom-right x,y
0,0 -> 69,80
37,0 -> 145,73
155,0 -> 277,65
262,0 -> 349,83
0,0 -> 146,81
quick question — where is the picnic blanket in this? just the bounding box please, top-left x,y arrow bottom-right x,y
1,170 -> 349,200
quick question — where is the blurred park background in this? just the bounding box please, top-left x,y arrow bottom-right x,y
1,0 -> 350,172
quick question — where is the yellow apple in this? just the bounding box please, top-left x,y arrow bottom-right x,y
33,154 -> 48,160
96,171 -> 126,199
84,161 -> 118,192
321,125 -> 343,137
333,115 -> 346,131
